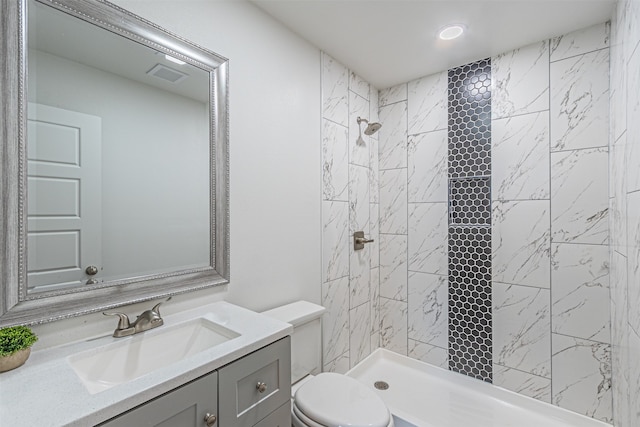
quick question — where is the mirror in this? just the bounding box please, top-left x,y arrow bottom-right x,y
0,0 -> 230,326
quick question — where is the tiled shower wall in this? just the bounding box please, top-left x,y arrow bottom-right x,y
320,53 -> 379,372
378,23 -> 612,422
609,1 -> 640,426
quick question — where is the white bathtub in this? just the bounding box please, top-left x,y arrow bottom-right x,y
346,349 -> 610,427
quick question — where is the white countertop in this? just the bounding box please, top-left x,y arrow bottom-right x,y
0,301 -> 292,427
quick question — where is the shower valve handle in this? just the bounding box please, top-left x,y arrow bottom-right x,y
353,231 -> 374,250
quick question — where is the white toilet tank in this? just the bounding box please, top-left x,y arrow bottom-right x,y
262,301 -> 325,384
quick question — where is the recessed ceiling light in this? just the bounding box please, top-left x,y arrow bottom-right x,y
439,25 -> 464,40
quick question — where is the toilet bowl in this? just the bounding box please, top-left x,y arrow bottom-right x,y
262,301 -> 394,427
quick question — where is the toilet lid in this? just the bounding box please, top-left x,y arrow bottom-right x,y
294,372 -> 390,427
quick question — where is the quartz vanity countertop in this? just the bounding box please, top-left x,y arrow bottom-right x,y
0,301 -> 292,427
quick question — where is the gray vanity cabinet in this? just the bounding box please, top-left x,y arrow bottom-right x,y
99,371 -> 218,427
99,337 -> 291,427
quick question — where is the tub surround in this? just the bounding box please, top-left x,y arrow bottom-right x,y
0,302 -> 292,427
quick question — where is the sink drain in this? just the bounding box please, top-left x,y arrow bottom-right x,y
374,381 -> 389,390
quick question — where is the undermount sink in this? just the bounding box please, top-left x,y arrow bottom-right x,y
68,317 -> 240,394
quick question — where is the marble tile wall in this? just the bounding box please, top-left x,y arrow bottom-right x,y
609,1 -> 640,426
491,24 -> 612,422
321,53 -> 379,372
375,22 -> 613,423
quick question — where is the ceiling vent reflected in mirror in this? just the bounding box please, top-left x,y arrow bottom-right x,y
146,64 -> 189,84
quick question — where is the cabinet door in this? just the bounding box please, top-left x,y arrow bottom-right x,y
218,337 -> 291,427
99,371 -> 218,427
252,402 -> 291,427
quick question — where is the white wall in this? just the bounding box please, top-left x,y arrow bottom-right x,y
31,0 -> 322,348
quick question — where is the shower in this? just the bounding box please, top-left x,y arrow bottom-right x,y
357,116 -> 382,136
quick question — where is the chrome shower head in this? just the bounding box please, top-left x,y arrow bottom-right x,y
357,117 -> 382,136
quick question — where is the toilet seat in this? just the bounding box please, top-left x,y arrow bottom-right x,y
292,372 -> 392,427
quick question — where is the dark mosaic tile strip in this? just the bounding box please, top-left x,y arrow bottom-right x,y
449,177 -> 491,226
448,58 -> 492,179
447,58 -> 493,383
448,226 -> 492,382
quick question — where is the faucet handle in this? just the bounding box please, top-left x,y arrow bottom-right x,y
103,312 -> 131,329
151,296 -> 172,316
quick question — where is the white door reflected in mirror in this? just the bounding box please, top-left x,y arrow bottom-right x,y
27,103 -> 102,292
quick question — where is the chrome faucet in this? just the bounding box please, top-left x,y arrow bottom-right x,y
104,297 -> 170,338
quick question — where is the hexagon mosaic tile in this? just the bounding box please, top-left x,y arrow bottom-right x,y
447,58 -> 493,383
448,59 -> 492,179
449,177 -> 491,225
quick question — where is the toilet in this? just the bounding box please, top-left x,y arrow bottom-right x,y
262,301 -> 394,427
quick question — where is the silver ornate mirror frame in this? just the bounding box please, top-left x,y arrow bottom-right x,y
0,0 -> 230,326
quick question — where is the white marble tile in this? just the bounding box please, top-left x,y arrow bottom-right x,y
370,266 -> 380,334
370,87 -> 380,125
321,276 -> 350,364
379,234 -> 407,301
322,200 -> 349,283
322,119 -> 349,201
550,49 -> 609,152
407,71 -> 448,135
378,101 -> 407,170
370,135 -> 379,203
551,243 -> 610,343
371,331 -> 380,352
492,40 -> 550,119
550,23 -> 610,62
609,17 -> 627,144
323,351 -> 350,374
349,91 -> 371,168
369,204 -> 380,268
350,71 -> 370,100
322,52 -> 348,126
408,272 -> 447,348
350,242 -> 370,309
408,340 -> 448,369
380,297 -> 408,355
349,164 -> 370,234
493,364 -> 552,403
379,168 -> 408,234
492,200 -> 551,288
627,191 -> 640,334
628,326 -> 640,423
493,282 -> 551,377
610,252 -> 630,427
408,203 -> 447,275
626,0 -> 640,62
551,148 -> 609,245
380,83 -> 407,107
350,303 -> 371,368
552,334 -> 612,423
627,44 -> 640,193
408,130 -> 448,203
611,133 -> 628,256
492,112 -> 550,201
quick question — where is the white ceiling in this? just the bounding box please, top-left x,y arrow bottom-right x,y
250,0 -> 615,89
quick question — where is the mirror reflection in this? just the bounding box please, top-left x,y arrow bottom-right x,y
26,0 -> 211,293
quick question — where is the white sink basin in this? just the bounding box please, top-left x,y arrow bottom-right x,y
68,318 -> 240,394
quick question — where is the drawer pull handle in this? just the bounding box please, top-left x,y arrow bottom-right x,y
256,381 -> 267,393
204,413 -> 217,426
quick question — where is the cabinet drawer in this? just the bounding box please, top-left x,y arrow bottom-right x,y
218,337 -> 291,427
